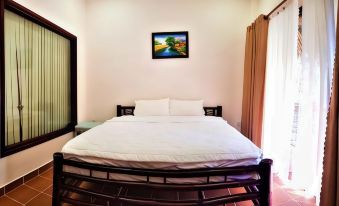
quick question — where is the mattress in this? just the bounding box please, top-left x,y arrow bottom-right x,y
61,116 -> 262,182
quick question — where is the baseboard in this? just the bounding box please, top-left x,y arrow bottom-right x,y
0,161 -> 53,197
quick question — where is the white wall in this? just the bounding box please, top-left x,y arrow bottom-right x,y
0,0 -> 87,187
255,0 -> 281,15
82,0 -> 254,128
0,0 -> 261,187
0,133 -> 72,187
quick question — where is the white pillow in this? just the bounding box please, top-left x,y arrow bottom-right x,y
134,98 -> 169,116
170,99 -> 205,116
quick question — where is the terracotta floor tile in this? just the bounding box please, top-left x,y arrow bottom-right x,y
0,196 -> 22,206
6,185 -> 39,204
26,176 -> 52,192
26,193 -> 52,206
40,169 -> 53,180
273,182 -> 282,190
68,192 -> 91,202
279,200 -> 301,206
273,175 -> 284,186
236,200 -> 255,206
292,194 -> 316,204
204,188 -> 230,198
79,181 -> 103,191
43,186 -> 53,196
229,187 -> 247,195
298,201 -> 316,206
272,188 -> 293,205
275,178 -> 316,206
3,173 -> 316,206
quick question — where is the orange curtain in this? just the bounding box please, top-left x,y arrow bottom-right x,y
320,3 -> 339,205
241,15 -> 268,148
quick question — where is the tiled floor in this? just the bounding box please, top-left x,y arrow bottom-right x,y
0,168 -> 53,206
0,168 -> 316,206
271,175 -> 316,206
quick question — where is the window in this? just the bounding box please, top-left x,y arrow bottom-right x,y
0,0 -> 77,157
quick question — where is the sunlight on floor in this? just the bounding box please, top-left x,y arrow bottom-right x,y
273,175 -> 316,206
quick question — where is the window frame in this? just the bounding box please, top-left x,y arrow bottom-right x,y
0,0 -> 77,157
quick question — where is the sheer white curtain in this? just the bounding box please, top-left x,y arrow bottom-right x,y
262,0 -> 299,181
293,0 -> 335,198
263,0 -> 336,200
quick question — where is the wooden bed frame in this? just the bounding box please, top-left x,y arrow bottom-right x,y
53,105 -> 272,206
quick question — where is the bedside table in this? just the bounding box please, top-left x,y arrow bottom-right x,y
75,121 -> 103,136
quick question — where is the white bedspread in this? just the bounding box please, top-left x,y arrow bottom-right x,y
62,116 -> 262,170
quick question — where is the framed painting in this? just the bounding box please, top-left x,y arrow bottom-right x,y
152,31 -> 189,59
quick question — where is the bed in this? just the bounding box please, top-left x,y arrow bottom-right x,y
52,105 -> 272,206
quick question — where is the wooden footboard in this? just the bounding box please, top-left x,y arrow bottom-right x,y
52,153 -> 272,206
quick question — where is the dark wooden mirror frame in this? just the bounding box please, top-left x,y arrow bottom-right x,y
0,0 -> 77,157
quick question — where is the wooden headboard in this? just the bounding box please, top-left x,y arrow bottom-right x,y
116,105 -> 222,117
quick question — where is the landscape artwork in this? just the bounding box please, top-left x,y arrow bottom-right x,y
152,31 -> 189,59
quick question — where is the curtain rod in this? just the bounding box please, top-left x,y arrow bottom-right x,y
266,0 -> 288,18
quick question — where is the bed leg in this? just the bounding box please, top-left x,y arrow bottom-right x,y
53,152 -> 64,206
259,159 -> 273,206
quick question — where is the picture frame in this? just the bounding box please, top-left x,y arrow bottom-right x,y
152,31 -> 189,59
